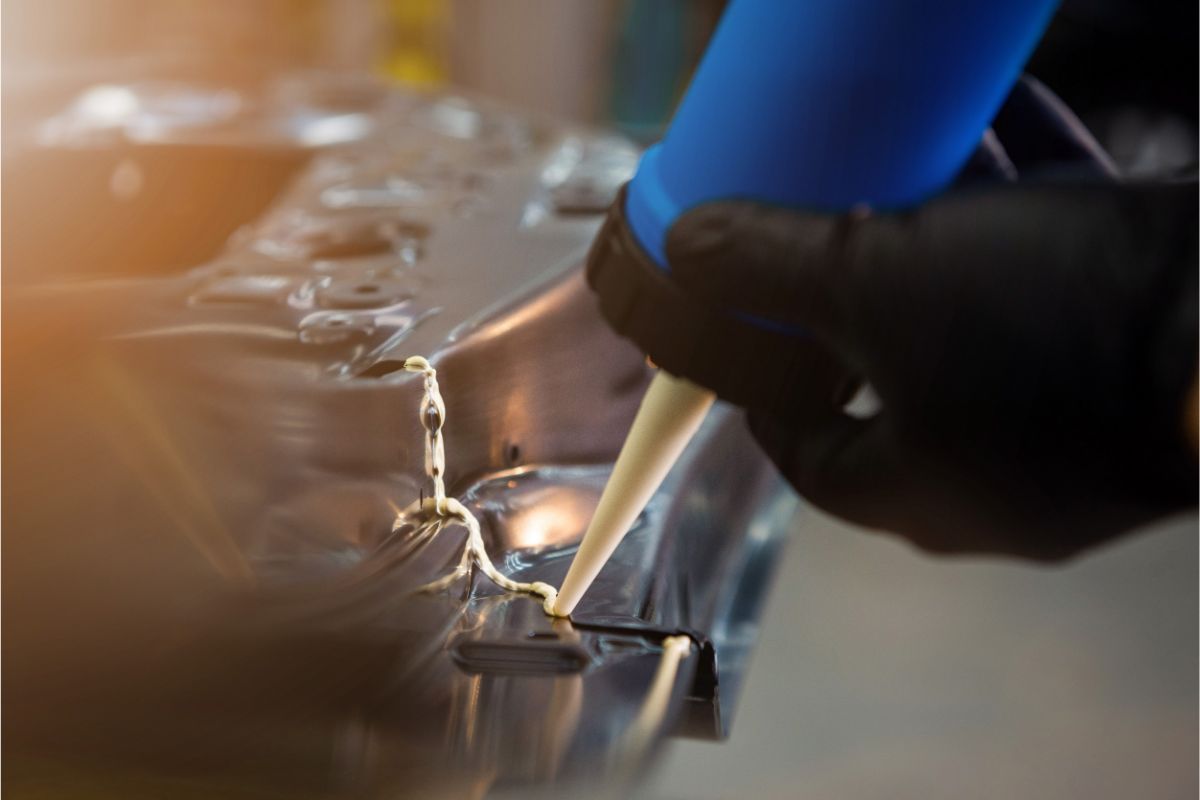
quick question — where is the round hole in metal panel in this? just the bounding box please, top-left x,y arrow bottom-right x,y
316,278 -> 412,309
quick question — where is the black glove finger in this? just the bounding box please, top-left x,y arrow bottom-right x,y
993,75 -> 1119,178
665,201 -> 857,337
747,409 -> 1048,558
745,407 -> 921,536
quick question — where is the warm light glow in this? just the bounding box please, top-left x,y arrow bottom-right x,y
77,85 -> 140,125
508,504 -> 580,550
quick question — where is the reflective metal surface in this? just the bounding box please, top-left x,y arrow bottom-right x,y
3,73 -> 794,798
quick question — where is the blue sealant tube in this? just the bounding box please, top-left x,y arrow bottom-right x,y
552,0 -> 1060,618
625,0 -> 1060,268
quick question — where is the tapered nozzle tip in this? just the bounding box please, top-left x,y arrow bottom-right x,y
548,591 -> 576,618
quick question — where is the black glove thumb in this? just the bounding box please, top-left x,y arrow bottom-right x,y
665,201 -> 857,339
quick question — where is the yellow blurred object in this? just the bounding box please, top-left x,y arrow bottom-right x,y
379,0 -> 450,87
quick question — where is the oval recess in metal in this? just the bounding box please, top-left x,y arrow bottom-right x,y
450,636 -> 592,675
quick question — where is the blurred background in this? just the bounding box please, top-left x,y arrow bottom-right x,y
2,0 -> 725,139
5,0 -> 1195,157
2,0 -> 727,285
3,1 -> 1197,798
4,0 -> 1195,284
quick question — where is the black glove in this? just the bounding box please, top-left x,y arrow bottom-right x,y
664,177 -> 1197,560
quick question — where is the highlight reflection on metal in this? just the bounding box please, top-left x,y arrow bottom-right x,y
35,75 -> 386,149
4,71 -> 797,797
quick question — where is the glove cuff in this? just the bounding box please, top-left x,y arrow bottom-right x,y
585,184 -> 845,416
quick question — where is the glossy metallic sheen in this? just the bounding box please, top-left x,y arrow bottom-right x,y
3,73 -> 796,797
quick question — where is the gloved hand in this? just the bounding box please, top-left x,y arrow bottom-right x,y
666,180 -> 1196,560
662,80 -> 1198,560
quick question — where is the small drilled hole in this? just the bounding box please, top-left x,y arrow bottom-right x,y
506,443 -> 521,465
354,284 -> 380,294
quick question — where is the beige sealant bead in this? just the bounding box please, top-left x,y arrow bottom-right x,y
396,358 -> 699,758
396,356 -> 559,614
614,635 -> 694,765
